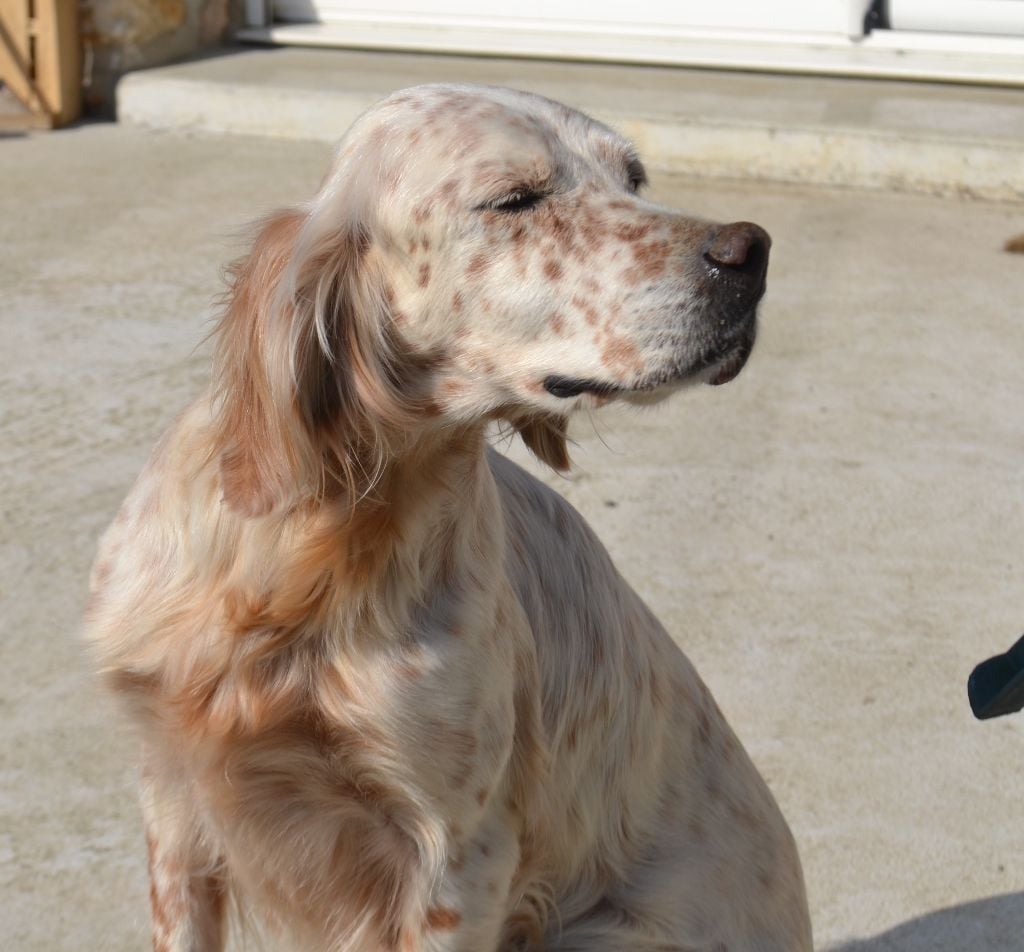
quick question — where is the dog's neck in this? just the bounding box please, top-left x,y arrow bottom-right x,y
336,423 -> 497,587
234,423 -> 503,636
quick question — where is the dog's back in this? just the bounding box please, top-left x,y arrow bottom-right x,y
492,450 -> 811,949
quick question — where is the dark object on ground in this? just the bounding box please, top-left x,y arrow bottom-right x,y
969,633 -> 1024,719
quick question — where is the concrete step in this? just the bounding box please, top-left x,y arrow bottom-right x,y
117,45 -> 1024,201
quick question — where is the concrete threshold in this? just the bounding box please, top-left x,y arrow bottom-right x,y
116,45 -> 1024,202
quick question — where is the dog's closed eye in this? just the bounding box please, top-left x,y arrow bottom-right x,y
482,188 -> 548,214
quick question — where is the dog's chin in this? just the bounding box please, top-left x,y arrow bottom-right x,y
545,323 -> 757,408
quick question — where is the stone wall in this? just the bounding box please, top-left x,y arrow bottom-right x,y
81,0 -> 235,113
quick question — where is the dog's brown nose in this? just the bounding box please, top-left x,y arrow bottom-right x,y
703,221 -> 771,314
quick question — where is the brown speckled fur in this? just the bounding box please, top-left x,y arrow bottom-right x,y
85,84 -> 811,951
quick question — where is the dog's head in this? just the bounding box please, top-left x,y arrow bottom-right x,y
212,84 -> 770,514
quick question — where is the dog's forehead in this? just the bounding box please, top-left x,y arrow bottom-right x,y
373,84 -> 632,167
382,84 -> 570,124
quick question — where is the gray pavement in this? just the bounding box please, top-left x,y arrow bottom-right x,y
2,120 -> 1024,950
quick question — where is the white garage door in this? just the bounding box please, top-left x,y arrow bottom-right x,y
243,0 -> 1024,84
889,0 -> 1024,36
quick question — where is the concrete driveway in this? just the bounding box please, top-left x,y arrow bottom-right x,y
2,121 -> 1023,950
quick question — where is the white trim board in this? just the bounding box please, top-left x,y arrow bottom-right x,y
237,21 -> 1024,87
272,3 -> 871,37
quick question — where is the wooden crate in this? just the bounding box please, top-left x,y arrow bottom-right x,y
0,0 -> 81,128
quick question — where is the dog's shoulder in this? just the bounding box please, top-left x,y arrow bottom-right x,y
83,398 -> 222,656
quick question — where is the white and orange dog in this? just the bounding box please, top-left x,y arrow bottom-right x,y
86,85 -> 811,951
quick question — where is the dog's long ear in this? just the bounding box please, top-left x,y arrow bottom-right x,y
290,221 -> 423,501
517,416 -> 570,472
212,209 -> 418,517
213,209 -> 307,517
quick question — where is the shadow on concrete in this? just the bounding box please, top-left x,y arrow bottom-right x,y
829,892 -> 1024,952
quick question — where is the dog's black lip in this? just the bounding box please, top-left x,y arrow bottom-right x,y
543,375 -> 623,399
705,332 -> 755,386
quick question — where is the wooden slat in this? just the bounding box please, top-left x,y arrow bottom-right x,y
33,0 -> 80,125
0,0 -> 80,127
0,0 -> 46,118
